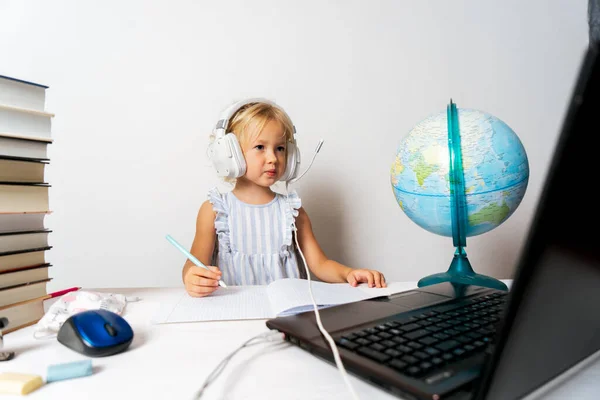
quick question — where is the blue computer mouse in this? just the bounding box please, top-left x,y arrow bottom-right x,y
57,309 -> 134,357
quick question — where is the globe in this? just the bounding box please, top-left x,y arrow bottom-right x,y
390,102 -> 529,290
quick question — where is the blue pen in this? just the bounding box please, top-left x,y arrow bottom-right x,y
166,234 -> 227,288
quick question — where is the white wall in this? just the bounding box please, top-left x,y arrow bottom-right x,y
0,0 -> 589,290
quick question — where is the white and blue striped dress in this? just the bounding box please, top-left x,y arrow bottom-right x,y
208,187 -> 303,286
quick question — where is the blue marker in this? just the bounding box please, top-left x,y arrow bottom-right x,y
166,234 -> 227,288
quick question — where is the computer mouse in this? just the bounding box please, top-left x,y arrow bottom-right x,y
57,309 -> 134,357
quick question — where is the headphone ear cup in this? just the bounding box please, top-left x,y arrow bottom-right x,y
227,134 -> 246,178
280,141 -> 300,182
209,133 -> 246,179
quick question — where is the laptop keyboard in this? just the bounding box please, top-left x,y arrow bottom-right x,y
334,291 -> 507,381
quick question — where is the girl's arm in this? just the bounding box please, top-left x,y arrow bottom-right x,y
295,207 -> 385,287
182,200 -> 223,297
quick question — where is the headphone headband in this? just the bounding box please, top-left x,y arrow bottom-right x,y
214,98 -> 295,138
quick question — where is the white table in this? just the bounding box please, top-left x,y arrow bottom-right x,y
1,285 -> 599,399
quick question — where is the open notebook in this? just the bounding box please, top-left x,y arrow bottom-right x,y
151,278 -> 412,324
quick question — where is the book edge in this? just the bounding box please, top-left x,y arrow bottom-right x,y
0,103 -> 54,117
0,132 -> 53,143
0,293 -> 50,311
0,75 -> 48,89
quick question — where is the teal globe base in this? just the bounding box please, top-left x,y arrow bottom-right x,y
417,247 -> 508,291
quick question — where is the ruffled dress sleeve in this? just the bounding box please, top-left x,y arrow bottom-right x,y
281,190 -> 302,254
207,187 -> 231,253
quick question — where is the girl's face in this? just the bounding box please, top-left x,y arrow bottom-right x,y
241,119 -> 287,187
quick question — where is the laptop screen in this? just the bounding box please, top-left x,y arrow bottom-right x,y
477,43 -> 600,400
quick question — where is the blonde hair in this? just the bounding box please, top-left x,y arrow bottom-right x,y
209,101 -> 296,184
229,102 -> 294,146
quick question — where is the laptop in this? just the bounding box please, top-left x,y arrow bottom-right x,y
266,43 -> 600,400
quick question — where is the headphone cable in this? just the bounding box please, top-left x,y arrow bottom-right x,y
285,183 -> 361,400
194,330 -> 285,399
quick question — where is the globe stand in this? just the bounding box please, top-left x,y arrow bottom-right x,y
417,100 -> 509,292
417,246 -> 508,290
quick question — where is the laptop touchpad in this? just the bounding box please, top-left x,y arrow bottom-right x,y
386,291 -> 448,309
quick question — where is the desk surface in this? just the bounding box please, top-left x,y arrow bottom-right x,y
1,285 -> 599,399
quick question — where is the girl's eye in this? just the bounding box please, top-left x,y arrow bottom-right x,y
255,145 -> 264,150
277,146 -> 286,152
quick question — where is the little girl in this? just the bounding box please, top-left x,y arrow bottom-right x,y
182,99 -> 386,297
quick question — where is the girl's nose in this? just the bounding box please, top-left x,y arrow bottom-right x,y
266,150 -> 277,163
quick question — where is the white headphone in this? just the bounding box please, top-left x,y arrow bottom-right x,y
208,98 -> 301,182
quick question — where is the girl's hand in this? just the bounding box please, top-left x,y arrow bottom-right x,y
347,269 -> 387,288
183,265 -> 223,297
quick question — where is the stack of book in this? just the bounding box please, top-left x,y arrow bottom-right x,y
0,75 -> 53,333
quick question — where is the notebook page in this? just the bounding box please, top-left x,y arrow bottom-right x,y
266,278 -> 385,316
151,286 -> 274,323
356,281 -> 418,297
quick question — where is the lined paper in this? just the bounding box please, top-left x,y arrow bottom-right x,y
152,286 -> 273,323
